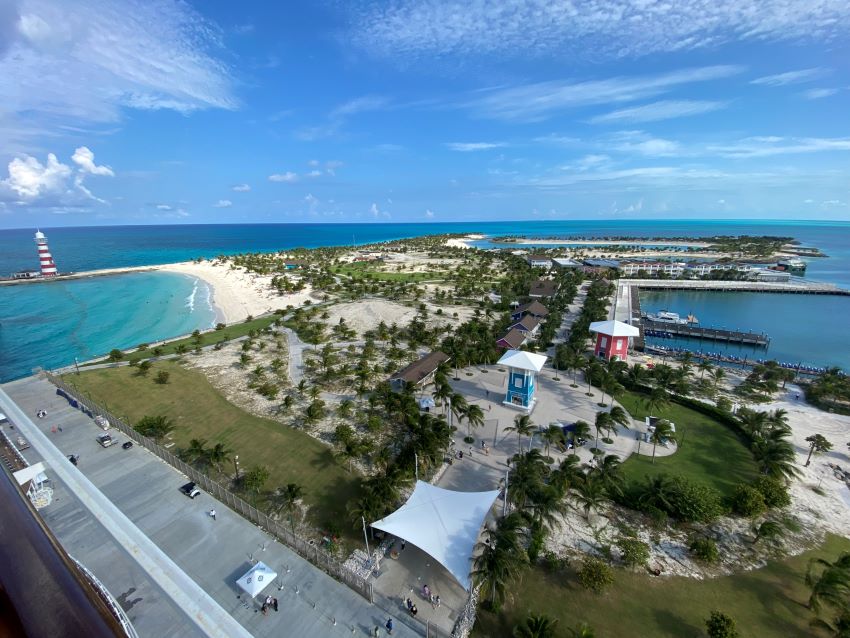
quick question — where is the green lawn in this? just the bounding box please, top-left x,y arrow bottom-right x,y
84,314 -> 280,365
331,262 -> 443,282
63,361 -> 362,535
617,391 -> 758,498
474,534 -> 850,638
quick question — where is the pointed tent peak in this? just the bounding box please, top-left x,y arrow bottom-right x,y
370,481 -> 500,590
236,561 -> 277,598
589,319 -> 640,337
497,349 -> 547,373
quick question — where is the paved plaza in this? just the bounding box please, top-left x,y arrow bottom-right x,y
1,376 -> 420,638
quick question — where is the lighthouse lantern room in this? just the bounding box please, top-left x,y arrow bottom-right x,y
35,231 -> 58,277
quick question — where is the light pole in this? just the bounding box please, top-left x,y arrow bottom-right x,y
74,357 -> 80,375
362,516 -> 372,572
234,454 -> 240,480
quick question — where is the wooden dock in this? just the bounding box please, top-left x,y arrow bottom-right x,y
623,278 -> 850,296
642,317 -> 770,347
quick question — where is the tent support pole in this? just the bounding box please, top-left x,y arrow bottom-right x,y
362,516 -> 371,573
503,468 -> 510,517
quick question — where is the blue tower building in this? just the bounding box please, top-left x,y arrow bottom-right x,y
497,350 -> 548,410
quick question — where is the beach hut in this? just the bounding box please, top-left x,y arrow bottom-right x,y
589,319 -> 640,361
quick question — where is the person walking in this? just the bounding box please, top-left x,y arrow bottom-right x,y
385,617 -> 394,634
373,627 -> 380,638
272,598 -> 278,612
209,509 -> 216,521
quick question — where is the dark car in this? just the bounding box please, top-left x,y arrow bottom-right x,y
122,441 -> 133,450
179,482 -> 201,499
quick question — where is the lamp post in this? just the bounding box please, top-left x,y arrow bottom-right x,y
234,454 -> 240,480
362,516 -> 372,572
74,357 -> 80,375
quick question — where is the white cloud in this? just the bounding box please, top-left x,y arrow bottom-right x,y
0,0 -> 236,147
424,209 -> 434,218
268,172 -> 298,183
717,199 -> 726,204
349,2 -> 850,61
751,68 -> 827,86
307,159 -> 320,167
232,183 -> 251,192
297,96 -> 388,140
325,160 -> 343,175
609,131 -> 682,157
445,142 -> 507,151
307,170 -> 322,178
156,204 -> 172,210
213,199 -> 232,208
803,88 -> 839,100
465,66 -> 742,121
71,146 -> 114,176
709,136 -> 850,158
370,202 -> 391,219
0,147 -> 113,206
590,100 -> 727,124
576,154 -> 610,170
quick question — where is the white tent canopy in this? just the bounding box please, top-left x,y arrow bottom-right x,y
371,481 -> 500,590
236,561 -> 277,598
497,350 -> 547,373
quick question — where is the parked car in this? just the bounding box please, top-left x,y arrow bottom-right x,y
179,482 -> 201,499
121,441 -> 133,450
96,433 -> 114,448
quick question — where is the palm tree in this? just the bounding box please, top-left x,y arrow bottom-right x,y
649,419 -> 675,464
752,520 -> 783,544
593,453 -> 625,497
805,434 -> 833,467
593,411 -> 612,449
599,375 -> 624,408
584,358 -> 601,397
566,349 -> 584,388
135,415 -> 175,444
274,482 -> 304,531
752,433 -> 800,481
207,442 -> 233,474
767,409 -> 791,434
506,415 -> 535,456
698,360 -> 714,379
183,438 -> 209,465
711,367 -> 726,392
550,455 -> 583,496
570,421 -> 592,455
450,392 -> 469,429
740,408 -> 770,439
513,612 -> 559,638
542,424 -> 565,459
433,382 -> 452,415
472,515 -> 527,607
608,406 -> 631,433
643,387 -> 670,417
626,363 -> 647,388
805,552 -> 850,614
572,475 -> 606,521
463,403 -> 485,440
637,474 -> 677,513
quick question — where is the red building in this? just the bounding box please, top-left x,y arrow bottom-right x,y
589,320 -> 639,361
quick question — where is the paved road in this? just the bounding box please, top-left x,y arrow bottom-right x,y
1,377 -> 419,638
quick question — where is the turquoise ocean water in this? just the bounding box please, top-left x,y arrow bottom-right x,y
1,220 -> 848,381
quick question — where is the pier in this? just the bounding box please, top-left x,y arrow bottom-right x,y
641,317 -> 770,347
621,278 -> 850,296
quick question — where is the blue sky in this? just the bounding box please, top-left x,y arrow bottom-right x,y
0,0 -> 848,228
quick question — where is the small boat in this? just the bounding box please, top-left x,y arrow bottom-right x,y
646,310 -> 689,325
686,313 -> 699,324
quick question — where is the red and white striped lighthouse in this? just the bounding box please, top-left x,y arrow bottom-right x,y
35,230 -> 58,276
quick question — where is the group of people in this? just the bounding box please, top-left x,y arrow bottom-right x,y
404,583 -> 441,618
261,595 -> 279,616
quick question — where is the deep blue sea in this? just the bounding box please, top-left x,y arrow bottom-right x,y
1,220 -> 848,381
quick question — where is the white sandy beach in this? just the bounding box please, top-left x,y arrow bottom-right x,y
77,260 -> 314,324
444,234 -> 484,249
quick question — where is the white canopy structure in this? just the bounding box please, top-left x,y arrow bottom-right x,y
496,350 -> 547,372
589,319 -> 640,337
371,481 -> 500,590
418,397 -> 436,410
236,561 -> 277,598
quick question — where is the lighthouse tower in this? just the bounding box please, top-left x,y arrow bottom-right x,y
35,231 -> 58,276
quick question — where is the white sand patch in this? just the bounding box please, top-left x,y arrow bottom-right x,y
321,300 -> 476,337
156,260 -> 316,323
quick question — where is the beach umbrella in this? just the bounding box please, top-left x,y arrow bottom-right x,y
236,561 -> 277,598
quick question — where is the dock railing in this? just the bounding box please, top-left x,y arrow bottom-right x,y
46,373 -> 461,638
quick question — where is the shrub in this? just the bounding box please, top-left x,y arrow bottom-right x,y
578,556 -> 614,594
617,538 -> 650,568
154,370 -> 170,385
689,536 -> 719,563
705,610 -> 739,638
215,322 -> 226,330
731,484 -> 767,517
256,382 -> 279,400
107,348 -> 124,362
715,396 -> 732,412
668,476 -> 724,523
752,476 -> 791,509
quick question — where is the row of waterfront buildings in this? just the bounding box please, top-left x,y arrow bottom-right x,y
524,254 -> 799,282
